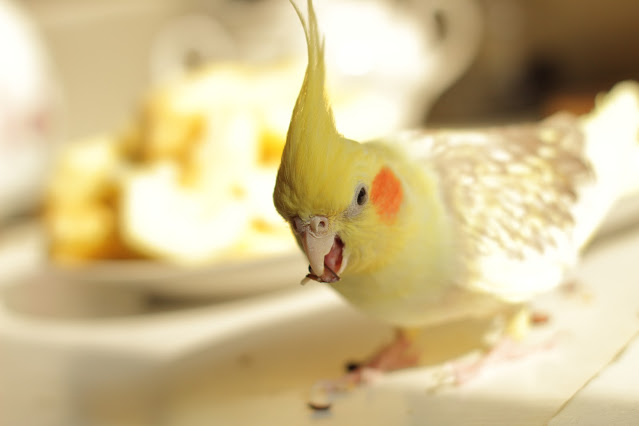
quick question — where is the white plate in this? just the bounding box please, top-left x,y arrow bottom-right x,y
45,252 -> 307,299
0,222 -> 307,300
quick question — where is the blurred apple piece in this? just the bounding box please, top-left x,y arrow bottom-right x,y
45,135 -> 133,262
121,162 -> 251,265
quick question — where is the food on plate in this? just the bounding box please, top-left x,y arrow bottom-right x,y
45,62 -> 302,265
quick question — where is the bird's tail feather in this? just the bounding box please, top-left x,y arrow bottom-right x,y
581,80 -> 639,198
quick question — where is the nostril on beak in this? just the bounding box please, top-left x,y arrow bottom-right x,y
310,216 -> 329,235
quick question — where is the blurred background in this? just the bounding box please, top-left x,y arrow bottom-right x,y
3,0 -> 638,267
1,0 -> 639,424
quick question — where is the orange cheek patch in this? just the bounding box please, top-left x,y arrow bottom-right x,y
371,166 -> 403,224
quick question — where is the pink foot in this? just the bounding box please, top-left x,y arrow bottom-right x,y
307,330 -> 419,410
360,330 -> 420,371
447,335 -> 557,385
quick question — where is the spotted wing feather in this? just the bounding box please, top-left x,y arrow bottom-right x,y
398,114 -> 595,301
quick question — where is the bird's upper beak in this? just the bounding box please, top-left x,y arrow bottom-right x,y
294,216 -> 346,283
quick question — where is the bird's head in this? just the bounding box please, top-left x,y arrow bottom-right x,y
273,0 -> 406,283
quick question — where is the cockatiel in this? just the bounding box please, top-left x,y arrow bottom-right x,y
273,0 -> 639,403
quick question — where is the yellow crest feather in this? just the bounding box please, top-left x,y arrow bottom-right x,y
286,0 -> 339,150
274,0 -> 360,219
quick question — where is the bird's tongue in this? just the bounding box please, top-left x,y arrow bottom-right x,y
324,236 -> 344,277
308,237 -> 343,283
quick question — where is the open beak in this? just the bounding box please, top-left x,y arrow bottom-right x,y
301,231 -> 335,279
295,216 -> 346,284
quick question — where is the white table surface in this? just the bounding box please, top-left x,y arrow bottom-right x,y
1,195 -> 639,426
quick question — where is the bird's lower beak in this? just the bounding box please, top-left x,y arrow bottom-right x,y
300,231 -> 344,284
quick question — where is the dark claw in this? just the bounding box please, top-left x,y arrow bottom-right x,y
345,361 -> 361,373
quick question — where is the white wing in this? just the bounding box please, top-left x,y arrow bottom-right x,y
394,114 -> 599,302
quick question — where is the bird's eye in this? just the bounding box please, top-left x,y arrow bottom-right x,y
357,187 -> 367,206
346,183 -> 368,217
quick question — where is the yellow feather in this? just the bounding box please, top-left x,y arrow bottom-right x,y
273,0 -> 463,327
275,0 -> 350,219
